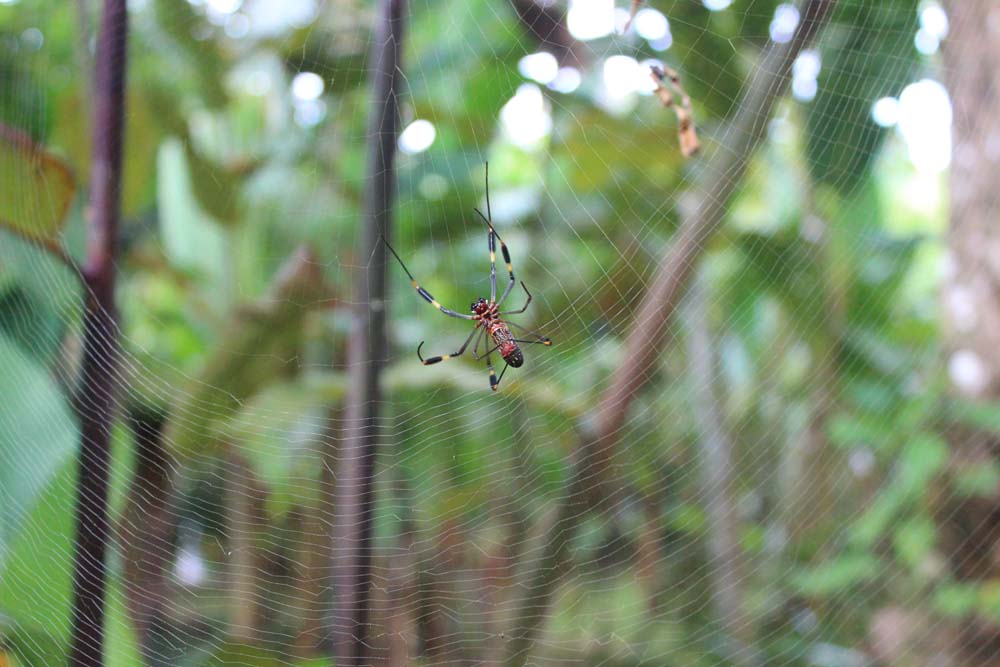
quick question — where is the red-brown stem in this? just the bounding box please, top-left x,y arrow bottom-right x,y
332,0 -> 405,664
68,1 -> 127,666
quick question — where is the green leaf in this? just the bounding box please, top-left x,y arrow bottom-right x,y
668,503 -> 707,536
732,230 -> 826,339
0,333 -> 77,571
106,574 -> 142,667
181,137 -> 244,225
948,398 -> 1000,436
850,434 -> 946,548
893,515 -> 936,571
280,29 -> 368,95
979,580 -> 1000,622
406,0 -> 528,145
805,1 -> 920,194
0,285 -> 67,363
851,489 -> 903,549
741,524 -> 766,554
792,553 -> 881,596
0,624 -> 66,667
1,412 -> 135,648
898,433 -> 948,490
49,90 -> 162,217
954,462 -> 1000,498
933,582 -> 978,619
0,124 -> 76,248
0,460 -> 75,643
827,412 -> 894,451
218,381 -> 329,517
157,138 -> 229,288
0,232 -> 80,363
152,0 -> 229,109
194,641 -> 286,667
163,248 -> 328,462
143,80 -> 246,226
730,120 -> 805,233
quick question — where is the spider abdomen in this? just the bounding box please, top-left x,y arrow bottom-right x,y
490,322 -> 524,368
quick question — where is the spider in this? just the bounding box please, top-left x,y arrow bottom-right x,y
384,165 -> 552,391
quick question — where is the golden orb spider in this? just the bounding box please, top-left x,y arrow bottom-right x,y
384,165 -> 552,391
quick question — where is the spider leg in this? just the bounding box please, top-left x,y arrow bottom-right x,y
417,325 -> 480,365
473,340 -> 501,361
471,326 -> 486,359
383,236 -> 474,320
486,353 -> 503,391
494,362 -> 509,390
487,212 -> 497,303
475,207 -> 517,308
505,320 -> 552,345
499,281 -> 532,315
474,166 -> 516,306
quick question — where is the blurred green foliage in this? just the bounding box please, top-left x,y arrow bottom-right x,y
0,0 -> 991,665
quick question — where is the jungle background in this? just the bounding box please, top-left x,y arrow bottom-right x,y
2,0 -> 999,666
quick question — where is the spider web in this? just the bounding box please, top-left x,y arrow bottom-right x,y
0,0 -> 974,666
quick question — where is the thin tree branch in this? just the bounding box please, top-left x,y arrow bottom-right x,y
503,1 -> 838,664
332,0 -> 405,664
68,1 -> 128,666
593,0 -> 838,441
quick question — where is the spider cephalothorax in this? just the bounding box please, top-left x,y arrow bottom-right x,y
471,298 -> 490,316
384,164 -> 552,390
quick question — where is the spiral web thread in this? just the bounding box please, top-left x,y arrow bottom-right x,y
0,0 -> 967,665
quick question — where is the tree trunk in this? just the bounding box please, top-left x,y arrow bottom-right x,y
332,0 -> 405,663
684,277 -> 755,665
226,450 -> 266,642
68,2 -> 127,665
940,2 -> 1000,665
118,409 -> 173,662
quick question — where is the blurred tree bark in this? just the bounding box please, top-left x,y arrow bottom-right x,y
332,0 -> 404,663
943,5 -> 1000,397
118,409 -> 172,663
226,450 -> 266,642
938,2 -> 1000,665
685,277 -> 755,665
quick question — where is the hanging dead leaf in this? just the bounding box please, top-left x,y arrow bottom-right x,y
650,65 -> 701,158
0,124 -> 76,246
